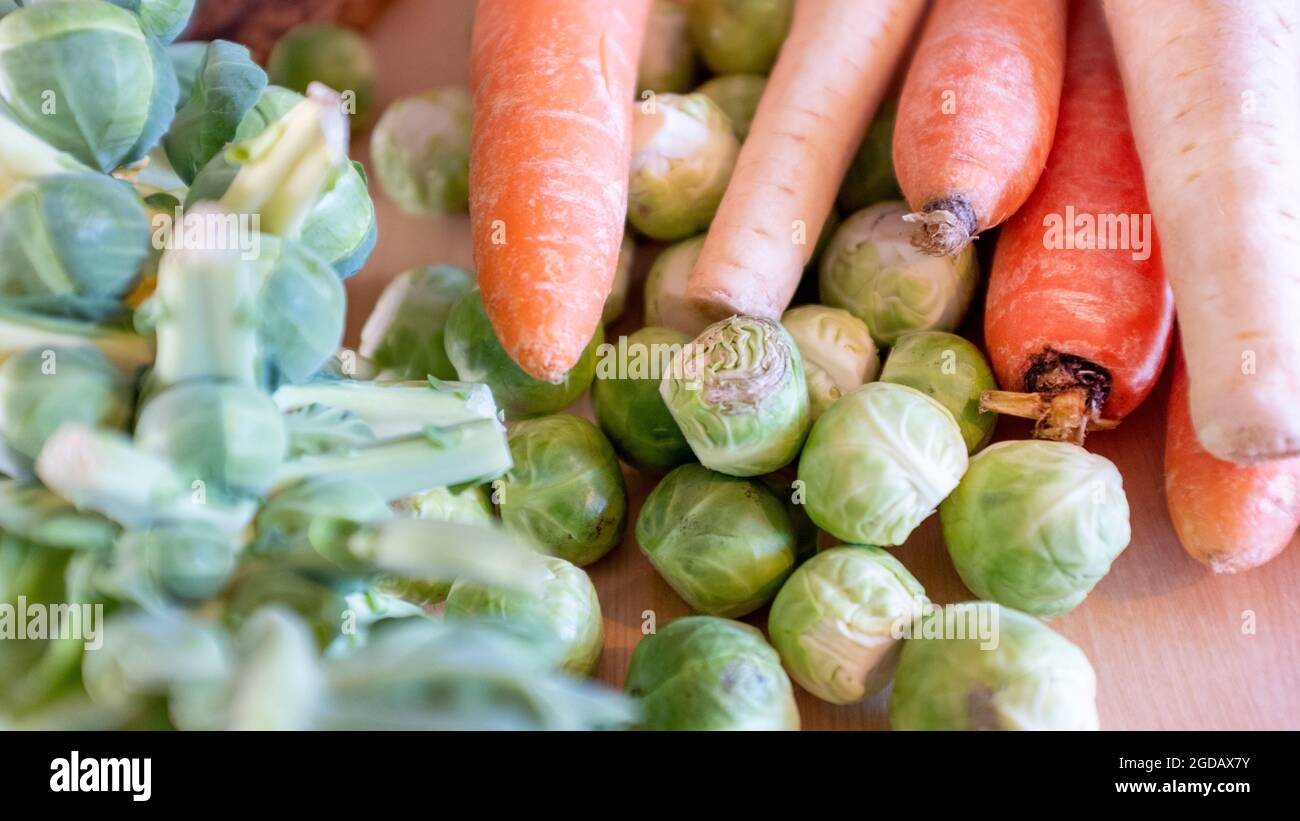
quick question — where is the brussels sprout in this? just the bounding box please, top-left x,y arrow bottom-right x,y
837,98 -> 901,213
0,347 -> 134,478
798,382 -> 967,545
761,472 -> 818,560
643,235 -> 713,336
371,87 -> 472,216
108,0 -> 195,45
397,485 -> 494,526
625,616 -> 799,730
940,440 -> 1131,617
820,202 -> 979,347
135,382 -> 287,502
497,415 -> 627,567
360,265 -> 475,381
252,477 -> 393,563
602,234 -> 636,325
444,287 -> 600,419
267,23 -> 376,125
881,331 -> 997,453
592,326 -> 695,472
638,0 -> 698,94
162,39 -> 267,184
0,1 -> 178,172
695,73 -> 765,141
446,554 -> 604,676
636,463 -> 797,616
250,236 -> 346,387
686,0 -> 793,75
0,116 -> 150,321
890,601 -> 1100,730
116,523 -> 239,602
781,305 -> 879,421
768,546 -> 925,704
661,315 -> 810,477
297,160 -> 377,280
233,85 -> 303,142
166,40 -> 206,102
628,92 -> 739,240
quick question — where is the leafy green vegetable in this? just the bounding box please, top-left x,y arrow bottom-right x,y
695,73 -> 765,140
880,330 -> 998,453
359,265 -> 475,381
163,39 -> 267,185
686,0 -> 793,75
267,23 -> 376,125
371,87 -> 472,215
781,304 -> 879,421
592,326 -> 695,472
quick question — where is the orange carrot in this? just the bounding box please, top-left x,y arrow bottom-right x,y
1166,349 -> 1300,573
469,0 -> 650,382
684,0 -> 926,321
981,0 -> 1173,443
893,0 -> 1066,256
1106,0 -> 1300,465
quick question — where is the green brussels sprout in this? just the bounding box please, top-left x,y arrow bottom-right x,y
781,305 -> 880,421
890,601 -> 1100,730
592,326 -> 695,472
250,236 -> 347,387
0,116 -> 151,321
445,554 -> 604,676
628,92 -> 739,240
837,98 -> 901,213
768,546 -> 926,704
638,0 -> 698,94
135,382 -> 287,502
761,471 -> 819,560
162,39 -> 267,184
661,315 -> 810,477
224,567 -> 350,650
233,84 -> 303,142
636,463 -> 797,617
0,1 -> 179,172
386,484 -> 495,605
881,331 -> 998,453
820,201 -> 979,347
116,523 -> 240,602
360,265 -> 475,381
395,484 -> 494,526
798,382 -> 967,546
497,415 -> 627,567
602,234 -> 636,325
267,23 -> 376,125
940,440 -> 1131,617
371,87 -> 472,215
444,287 -> 600,419
643,234 -> 713,336
108,0 -> 196,45
298,160 -> 377,280
695,73 -> 765,141
0,346 -> 134,478
625,616 -> 799,730
252,477 -> 393,563
167,40 -> 206,102
686,0 -> 793,75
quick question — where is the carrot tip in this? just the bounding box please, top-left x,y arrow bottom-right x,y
904,197 -> 977,256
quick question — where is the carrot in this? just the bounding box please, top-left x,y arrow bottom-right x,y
1105,0 -> 1300,464
892,0 -> 1066,256
684,0 -> 926,321
468,0 -> 650,382
980,0 -> 1173,444
1166,349 -> 1300,573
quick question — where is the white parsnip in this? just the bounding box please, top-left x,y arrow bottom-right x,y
685,0 -> 925,321
1105,0 -> 1300,464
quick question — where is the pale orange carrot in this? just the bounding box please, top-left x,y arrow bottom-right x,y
1166,349 -> 1300,573
469,0 -> 650,382
685,0 -> 926,321
1106,0 -> 1300,465
893,0 -> 1066,256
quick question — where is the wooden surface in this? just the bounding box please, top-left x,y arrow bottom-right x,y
345,0 -> 1300,730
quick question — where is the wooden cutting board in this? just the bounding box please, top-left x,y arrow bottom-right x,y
344,0 -> 1300,730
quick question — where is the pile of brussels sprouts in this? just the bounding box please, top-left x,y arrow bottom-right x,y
0,0 -> 635,731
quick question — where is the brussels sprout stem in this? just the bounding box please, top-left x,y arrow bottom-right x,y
270,419 -> 512,502
218,84 -> 349,238
273,377 -> 500,439
980,349 -> 1120,444
0,306 -> 153,374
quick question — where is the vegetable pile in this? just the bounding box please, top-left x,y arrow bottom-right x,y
4,0 -> 1298,732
